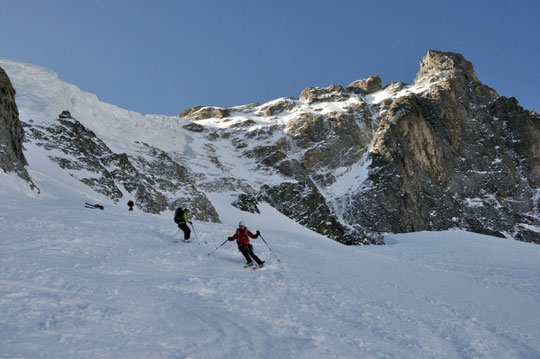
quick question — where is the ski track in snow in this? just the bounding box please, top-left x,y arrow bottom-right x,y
1,177 -> 540,358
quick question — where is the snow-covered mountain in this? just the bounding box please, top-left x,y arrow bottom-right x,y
1,54 -> 540,358
2,50 -> 539,245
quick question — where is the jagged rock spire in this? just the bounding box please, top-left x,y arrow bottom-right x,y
415,50 -> 480,84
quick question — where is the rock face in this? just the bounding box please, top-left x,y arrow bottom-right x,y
24,113 -> 220,221
0,67 -> 33,185
354,51 -> 540,243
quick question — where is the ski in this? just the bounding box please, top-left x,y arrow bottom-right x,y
84,202 -> 104,210
85,205 -> 102,210
173,239 -> 207,245
243,265 -> 264,270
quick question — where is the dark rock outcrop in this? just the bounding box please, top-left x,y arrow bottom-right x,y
232,193 -> 260,214
0,67 -> 34,186
59,110 -> 72,119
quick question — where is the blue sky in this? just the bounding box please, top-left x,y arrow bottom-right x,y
1,0 -> 539,115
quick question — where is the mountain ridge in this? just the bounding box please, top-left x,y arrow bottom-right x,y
1,50 -> 539,244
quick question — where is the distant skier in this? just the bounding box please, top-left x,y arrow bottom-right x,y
127,200 -> 134,211
85,202 -> 104,210
228,221 -> 264,267
174,208 -> 192,242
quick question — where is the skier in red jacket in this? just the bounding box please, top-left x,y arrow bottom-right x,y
228,221 -> 265,267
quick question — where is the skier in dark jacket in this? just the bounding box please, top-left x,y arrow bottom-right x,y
228,221 -> 264,267
174,208 -> 192,241
127,200 -> 134,211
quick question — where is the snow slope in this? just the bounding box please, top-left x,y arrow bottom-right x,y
0,58 -> 187,153
1,148 -> 540,358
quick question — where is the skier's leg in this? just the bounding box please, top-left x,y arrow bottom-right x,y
239,245 -> 253,264
179,223 -> 191,240
247,244 -> 263,265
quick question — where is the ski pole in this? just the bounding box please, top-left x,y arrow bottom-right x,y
259,234 -> 280,262
190,223 -> 198,240
207,239 -> 229,256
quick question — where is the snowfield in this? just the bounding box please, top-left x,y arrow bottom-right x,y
1,165 -> 539,359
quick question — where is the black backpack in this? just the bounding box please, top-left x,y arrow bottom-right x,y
174,208 -> 183,224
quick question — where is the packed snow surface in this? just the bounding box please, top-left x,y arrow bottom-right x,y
1,166 -> 539,358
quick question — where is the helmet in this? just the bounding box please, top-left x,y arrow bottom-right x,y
185,209 -> 190,213
239,221 -> 245,228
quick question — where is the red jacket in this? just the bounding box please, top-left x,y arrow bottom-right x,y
230,227 -> 257,246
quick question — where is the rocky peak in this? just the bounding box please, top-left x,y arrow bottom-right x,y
357,50 -> 540,244
179,106 -> 230,120
262,98 -> 297,117
59,110 -> 72,119
412,50 -> 499,122
299,84 -> 348,104
347,75 -> 382,94
415,50 -> 480,84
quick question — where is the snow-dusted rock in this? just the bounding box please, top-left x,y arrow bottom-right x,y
24,113 -> 219,220
347,75 -> 382,94
179,105 -> 230,120
299,84 -> 349,104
